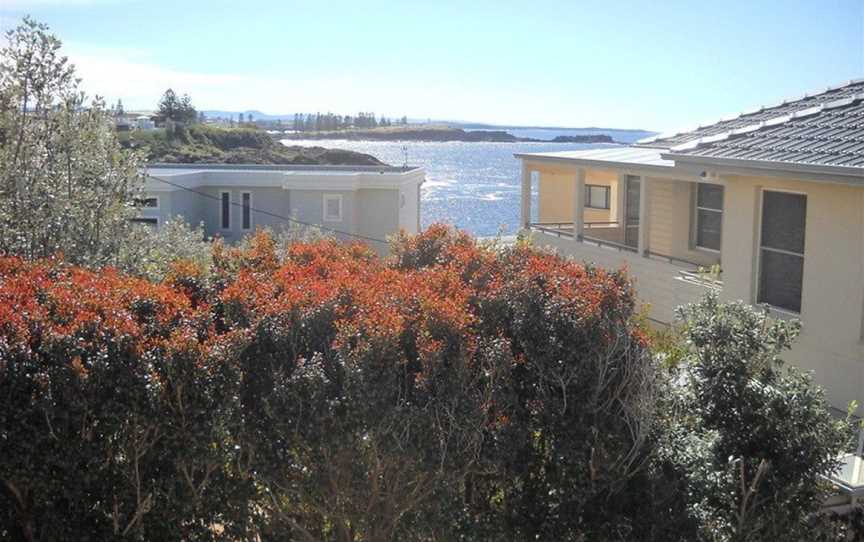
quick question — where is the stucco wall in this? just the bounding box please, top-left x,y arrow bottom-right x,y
721,174 -> 864,409
356,189 -> 400,250
398,181 -> 421,234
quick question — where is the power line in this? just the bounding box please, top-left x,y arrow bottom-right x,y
144,171 -> 389,245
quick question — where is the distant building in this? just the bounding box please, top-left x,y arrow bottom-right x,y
135,115 -> 156,130
136,163 -> 424,253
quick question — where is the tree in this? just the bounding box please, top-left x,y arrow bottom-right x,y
157,88 -> 196,124
668,294 -> 853,541
0,17 -> 142,265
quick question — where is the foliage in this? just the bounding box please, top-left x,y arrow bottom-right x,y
121,123 -> 384,165
666,294 -> 854,541
157,88 -> 197,124
0,226 -> 652,541
0,17 -> 143,265
114,217 -> 213,282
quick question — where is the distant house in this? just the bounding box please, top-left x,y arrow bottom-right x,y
136,163 -> 425,253
516,79 -> 864,414
135,115 -> 156,131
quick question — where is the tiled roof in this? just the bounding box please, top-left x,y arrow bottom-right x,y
665,93 -> 864,169
639,79 -> 864,148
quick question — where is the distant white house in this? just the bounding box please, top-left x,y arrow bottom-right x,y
136,163 -> 425,253
135,115 -> 156,130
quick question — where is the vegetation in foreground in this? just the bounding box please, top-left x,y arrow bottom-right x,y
0,16 -> 860,542
0,225 -> 857,541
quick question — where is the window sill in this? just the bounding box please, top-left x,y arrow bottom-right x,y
760,304 -> 801,322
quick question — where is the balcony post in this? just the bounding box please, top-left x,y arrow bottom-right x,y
573,168 -> 585,240
637,175 -> 650,256
520,162 -> 531,228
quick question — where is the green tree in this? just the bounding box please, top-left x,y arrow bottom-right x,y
158,88 -> 196,124
0,17 -> 142,265
669,294 -> 853,541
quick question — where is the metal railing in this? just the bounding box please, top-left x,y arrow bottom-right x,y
645,250 -> 707,269
529,222 -> 575,239
580,235 -> 638,253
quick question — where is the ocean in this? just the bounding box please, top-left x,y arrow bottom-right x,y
283,130 -> 651,237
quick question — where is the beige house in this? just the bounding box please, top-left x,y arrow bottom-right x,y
517,80 -> 864,415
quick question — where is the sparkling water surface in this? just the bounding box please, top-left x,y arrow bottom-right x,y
283,135 -> 643,237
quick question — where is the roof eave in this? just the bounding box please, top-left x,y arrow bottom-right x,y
664,153 -> 864,184
514,152 -> 678,176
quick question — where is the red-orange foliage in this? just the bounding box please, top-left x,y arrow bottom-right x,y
0,226 -> 649,540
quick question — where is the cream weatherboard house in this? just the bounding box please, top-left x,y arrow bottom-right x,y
517,80 -> 864,415
136,163 -> 424,253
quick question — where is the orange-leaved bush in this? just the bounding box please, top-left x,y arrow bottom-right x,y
0,226 -> 652,542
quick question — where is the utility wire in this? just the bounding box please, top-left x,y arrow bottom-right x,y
145,172 -> 390,245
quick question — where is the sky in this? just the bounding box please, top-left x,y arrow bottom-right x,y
1,0 -> 863,132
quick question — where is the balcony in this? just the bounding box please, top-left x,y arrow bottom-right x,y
519,163 -> 722,327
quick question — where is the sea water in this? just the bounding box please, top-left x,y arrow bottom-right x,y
283,133 -> 647,237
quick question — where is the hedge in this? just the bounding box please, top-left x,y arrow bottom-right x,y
0,226 -> 652,541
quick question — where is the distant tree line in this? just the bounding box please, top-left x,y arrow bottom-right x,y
292,112 -> 409,132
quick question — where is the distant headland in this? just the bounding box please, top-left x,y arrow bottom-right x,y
279,125 -> 616,144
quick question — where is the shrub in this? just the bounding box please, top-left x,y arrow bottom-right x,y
0,227 -> 651,541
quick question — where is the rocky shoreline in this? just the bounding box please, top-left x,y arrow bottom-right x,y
281,126 -> 615,144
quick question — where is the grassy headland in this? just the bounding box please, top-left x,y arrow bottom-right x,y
120,124 -> 385,165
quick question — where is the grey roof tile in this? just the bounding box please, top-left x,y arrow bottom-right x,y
640,80 -> 864,149
668,89 -> 864,169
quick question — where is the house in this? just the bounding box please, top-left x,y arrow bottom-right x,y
516,79 -> 864,413
136,163 -> 425,253
135,115 -> 156,131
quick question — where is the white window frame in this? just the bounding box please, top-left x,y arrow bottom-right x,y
220,190 -> 232,230
323,194 -> 343,222
135,195 -> 160,209
241,191 -> 253,230
693,183 -> 723,253
755,187 -> 807,315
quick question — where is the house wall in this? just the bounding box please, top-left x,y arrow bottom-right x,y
536,167 -> 617,224
721,173 -> 864,410
646,178 -> 719,267
288,189 -> 357,242
538,170 -> 576,223
190,186 -> 292,241
356,188 -> 400,252
398,181 -> 421,234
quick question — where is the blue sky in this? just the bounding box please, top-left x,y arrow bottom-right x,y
1,0 -> 862,131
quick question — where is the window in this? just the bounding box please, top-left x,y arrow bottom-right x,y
220,191 -> 231,229
241,192 -> 252,230
758,190 -> 806,313
585,184 -> 611,210
695,184 -> 723,251
130,217 -> 158,227
134,196 -> 159,208
323,194 -> 343,222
